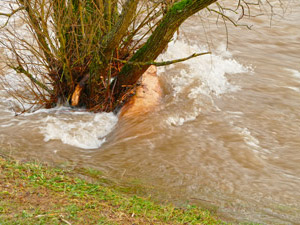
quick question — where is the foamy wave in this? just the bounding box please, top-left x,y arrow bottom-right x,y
236,126 -> 261,150
158,41 -> 249,97
229,122 -> 271,155
166,107 -> 200,126
159,40 -> 250,126
41,112 -> 118,149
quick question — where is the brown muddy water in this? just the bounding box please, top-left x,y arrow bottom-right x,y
1,1 -> 300,224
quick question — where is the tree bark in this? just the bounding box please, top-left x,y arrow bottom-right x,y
102,0 -> 139,58
113,0 -> 216,96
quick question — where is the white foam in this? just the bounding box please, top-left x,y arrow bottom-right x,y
41,112 -> 118,149
0,122 -> 15,128
166,108 -> 200,126
158,41 -> 249,97
286,86 -> 300,92
226,111 -> 244,116
285,68 -> 300,80
283,69 -> 300,92
231,123 -> 271,155
238,127 -> 261,149
159,40 -> 250,126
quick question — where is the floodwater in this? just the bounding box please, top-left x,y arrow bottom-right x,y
1,1 -> 300,224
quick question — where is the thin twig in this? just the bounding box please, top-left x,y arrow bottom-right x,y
12,65 -> 53,95
113,52 -> 211,67
0,6 -> 25,28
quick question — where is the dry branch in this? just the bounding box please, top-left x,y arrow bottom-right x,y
113,52 -> 211,66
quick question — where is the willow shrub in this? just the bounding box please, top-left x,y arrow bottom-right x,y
0,0 -> 283,112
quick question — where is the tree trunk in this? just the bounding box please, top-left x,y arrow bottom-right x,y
102,0 -> 139,59
113,0 -> 217,98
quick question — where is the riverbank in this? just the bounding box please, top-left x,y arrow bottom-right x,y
0,155 -> 223,225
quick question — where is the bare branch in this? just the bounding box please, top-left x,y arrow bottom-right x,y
102,0 -> 139,58
207,7 -> 252,30
11,64 -> 53,95
113,52 -> 211,66
0,6 -> 25,28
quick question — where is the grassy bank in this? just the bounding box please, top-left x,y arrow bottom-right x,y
0,157 -> 224,224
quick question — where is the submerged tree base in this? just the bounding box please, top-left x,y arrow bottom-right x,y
119,65 -> 162,118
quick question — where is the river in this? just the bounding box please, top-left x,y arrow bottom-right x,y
0,1 -> 300,224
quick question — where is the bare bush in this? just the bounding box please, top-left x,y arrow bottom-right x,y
0,0 -> 288,112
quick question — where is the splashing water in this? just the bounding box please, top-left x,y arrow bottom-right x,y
158,40 -> 250,126
41,112 -> 118,149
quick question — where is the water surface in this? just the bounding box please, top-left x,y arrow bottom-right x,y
0,1 -> 300,224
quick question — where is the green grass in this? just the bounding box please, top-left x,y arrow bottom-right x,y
0,157 -> 224,224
